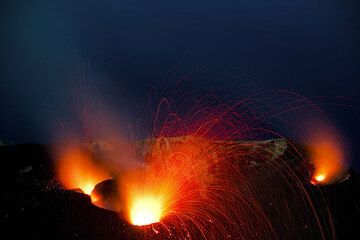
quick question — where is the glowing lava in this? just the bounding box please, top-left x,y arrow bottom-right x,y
314,174 -> 325,182
118,135 -> 278,239
130,196 -> 162,226
80,183 -> 93,195
122,136 -> 218,229
307,124 -> 348,185
311,174 -> 326,185
49,87 -> 352,239
55,145 -> 111,197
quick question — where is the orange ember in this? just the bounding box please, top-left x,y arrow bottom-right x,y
55,145 -> 111,197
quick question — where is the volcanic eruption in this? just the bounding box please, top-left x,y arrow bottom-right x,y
47,91 -> 356,239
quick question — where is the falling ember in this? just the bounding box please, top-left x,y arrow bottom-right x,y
54,144 -> 111,197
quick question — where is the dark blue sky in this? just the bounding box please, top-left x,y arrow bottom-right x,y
0,0 -> 359,166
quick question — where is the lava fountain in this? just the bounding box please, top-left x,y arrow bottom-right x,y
114,98 -> 285,238
122,136 -> 223,228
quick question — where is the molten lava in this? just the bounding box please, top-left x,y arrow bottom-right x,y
130,196 -> 162,226
314,174 -> 325,182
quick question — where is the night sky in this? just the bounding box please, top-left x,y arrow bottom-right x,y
0,0 -> 359,168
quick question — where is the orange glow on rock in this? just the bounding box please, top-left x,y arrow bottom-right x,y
55,145 -> 111,196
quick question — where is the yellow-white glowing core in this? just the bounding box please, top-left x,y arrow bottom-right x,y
82,183 -> 95,195
130,196 -> 162,226
315,174 -> 325,182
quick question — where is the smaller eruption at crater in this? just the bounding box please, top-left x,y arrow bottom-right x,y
306,124 -> 349,185
54,143 -> 111,198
